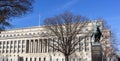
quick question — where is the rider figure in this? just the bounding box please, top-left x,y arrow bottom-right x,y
91,21 -> 103,43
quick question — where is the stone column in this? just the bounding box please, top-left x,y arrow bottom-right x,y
37,57 -> 39,61
28,57 -> 30,61
24,57 -> 26,61
32,57 -> 34,61
41,57 -> 43,61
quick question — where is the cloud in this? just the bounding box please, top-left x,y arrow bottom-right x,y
42,0 -> 79,17
56,0 -> 78,11
62,0 -> 78,9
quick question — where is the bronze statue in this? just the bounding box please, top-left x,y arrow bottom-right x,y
91,21 -> 103,43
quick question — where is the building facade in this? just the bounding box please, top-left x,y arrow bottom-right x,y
0,21 -> 111,61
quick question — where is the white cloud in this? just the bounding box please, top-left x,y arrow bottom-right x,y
56,0 -> 78,11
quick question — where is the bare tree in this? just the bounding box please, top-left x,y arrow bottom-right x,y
111,32 -> 119,52
44,12 -> 91,61
0,0 -> 34,30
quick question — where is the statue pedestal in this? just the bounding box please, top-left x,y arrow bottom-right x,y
92,42 -> 100,46
91,42 -> 102,61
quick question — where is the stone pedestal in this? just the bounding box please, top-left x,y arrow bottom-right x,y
91,43 -> 102,61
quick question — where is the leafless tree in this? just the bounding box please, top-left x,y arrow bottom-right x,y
43,12 -> 91,61
0,0 -> 34,30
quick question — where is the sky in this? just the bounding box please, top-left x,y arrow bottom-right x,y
9,0 -> 120,50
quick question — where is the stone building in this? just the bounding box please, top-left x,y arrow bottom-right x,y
0,21 -> 111,61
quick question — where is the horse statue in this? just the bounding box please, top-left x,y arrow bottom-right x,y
91,21 -> 103,43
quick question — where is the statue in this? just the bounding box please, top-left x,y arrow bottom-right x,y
91,21 -> 103,43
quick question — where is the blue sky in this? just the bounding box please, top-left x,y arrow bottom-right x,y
9,0 -> 120,50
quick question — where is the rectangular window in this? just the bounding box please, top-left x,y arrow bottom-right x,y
34,58 -> 36,61
62,58 -> 64,61
26,58 -> 27,61
30,58 -> 32,61
79,58 -> 81,61
39,58 -> 41,61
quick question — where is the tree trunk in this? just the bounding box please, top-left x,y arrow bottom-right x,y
65,55 -> 69,61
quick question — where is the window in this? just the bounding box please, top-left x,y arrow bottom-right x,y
79,47 -> 83,51
6,58 -> 8,61
7,41 -> 9,44
44,57 -> 46,61
25,33 -> 27,35
37,32 -> 39,34
11,41 -> 13,44
33,33 -> 36,35
86,43 -> 89,46
6,35 -> 8,37
3,50 -> 4,53
56,58 -> 58,61
86,48 -> 89,51
62,58 -> 64,61
22,45 -> 25,48
11,46 -> 13,48
14,34 -> 16,36
29,33 -> 31,35
80,43 -> 83,46
34,58 -> 36,61
10,35 -> 12,37
17,34 -> 19,36
22,40 -> 25,43
86,28 -> 88,31
14,50 -> 16,53
79,58 -> 81,61
22,50 -> 24,52
21,34 -> 23,36
54,54 -> 55,56
73,58 -> 75,61
6,50 -> 8,53
3,41 -> 5,44
85,58 -> 87,61
39,58 -> 41,61
26,58 -> 28,61
7,46 -> 9,48
18,45 -> 21,48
